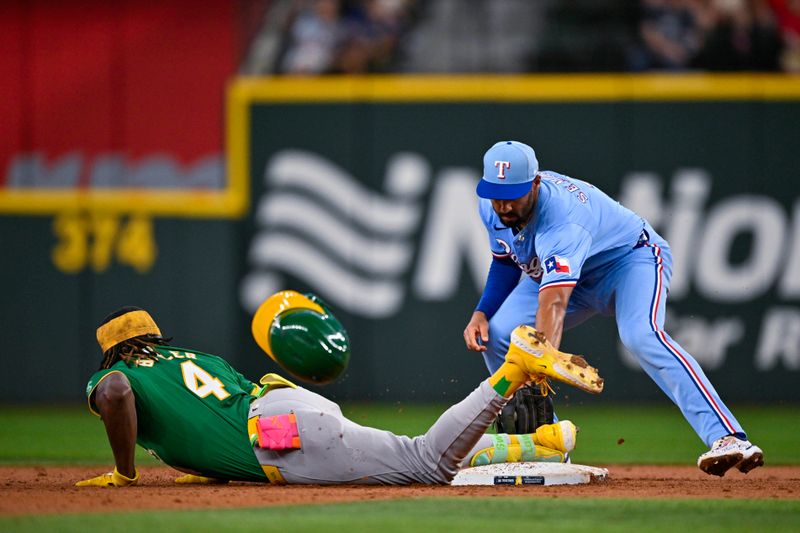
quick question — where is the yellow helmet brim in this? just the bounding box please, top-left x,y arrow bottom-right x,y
251,290 -> 325,361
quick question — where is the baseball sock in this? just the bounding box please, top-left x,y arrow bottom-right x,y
478,425 -> 572,453
469,434 -> 565,466
488,361 -> 528,397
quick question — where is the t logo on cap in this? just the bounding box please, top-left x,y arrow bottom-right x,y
477,141 -> 539,200
494,161 -> 511,179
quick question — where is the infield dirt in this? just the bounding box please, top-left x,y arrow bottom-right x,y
1,465 -> 798,516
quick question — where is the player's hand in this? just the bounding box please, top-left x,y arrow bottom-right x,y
174,474 -> 229,485
75,467 -> 139,487
464,311 -> 489,352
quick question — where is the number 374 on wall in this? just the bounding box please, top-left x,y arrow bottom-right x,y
52,212 -> 156,274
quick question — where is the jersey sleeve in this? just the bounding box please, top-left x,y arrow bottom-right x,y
478,199 -> 510,257
210,354 -> 259,396
475,256 -> 521,318
233,367 -> 259,396
85,368 -> 126,417
536,223 -> 593,290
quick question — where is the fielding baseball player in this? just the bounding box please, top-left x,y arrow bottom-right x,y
463,140 -> 764,477
77,291 -> 602,487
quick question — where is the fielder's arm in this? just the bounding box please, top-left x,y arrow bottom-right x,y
536,285 -> 573,349
465,256 -> 520,352
76,373 -> 139,487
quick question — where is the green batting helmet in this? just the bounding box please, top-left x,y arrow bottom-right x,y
251,290 -> 350,385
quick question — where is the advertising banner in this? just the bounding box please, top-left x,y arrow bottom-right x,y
231,76 -> 800,402
2,74 -> 798,403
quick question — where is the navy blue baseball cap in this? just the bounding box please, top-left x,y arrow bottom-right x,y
476,141 -> 539,200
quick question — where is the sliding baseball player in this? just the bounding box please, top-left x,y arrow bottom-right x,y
77,291 -> 602,487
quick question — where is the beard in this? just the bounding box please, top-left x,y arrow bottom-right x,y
499,196 -> 535,228
499,213 -> 523,227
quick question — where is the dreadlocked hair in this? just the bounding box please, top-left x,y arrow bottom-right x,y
99,333 -> 172,370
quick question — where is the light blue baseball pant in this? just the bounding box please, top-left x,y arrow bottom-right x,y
482,243 -> 744,447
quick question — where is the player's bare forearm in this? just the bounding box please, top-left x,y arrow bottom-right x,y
94,373 -> 138,478
536,286 -> 573,349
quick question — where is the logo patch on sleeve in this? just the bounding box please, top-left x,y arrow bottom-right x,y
544,255 -> 571,274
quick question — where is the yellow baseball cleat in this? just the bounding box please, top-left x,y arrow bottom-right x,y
506,325 -> 604,394
535,421 -> 578,454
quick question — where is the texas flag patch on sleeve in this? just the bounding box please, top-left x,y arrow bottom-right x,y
544,255 -> 571,274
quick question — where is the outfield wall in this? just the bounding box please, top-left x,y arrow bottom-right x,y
2,75 -> 799,403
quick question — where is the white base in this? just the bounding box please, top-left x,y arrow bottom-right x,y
451,462 -> 609,486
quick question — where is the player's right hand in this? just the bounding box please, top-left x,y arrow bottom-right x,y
463,311 -> 489,352
75,467 -> 139,487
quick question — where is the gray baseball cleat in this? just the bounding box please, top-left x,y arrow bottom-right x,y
697,435 -> 764,477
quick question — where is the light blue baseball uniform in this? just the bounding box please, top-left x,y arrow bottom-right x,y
477,170 -> 744,447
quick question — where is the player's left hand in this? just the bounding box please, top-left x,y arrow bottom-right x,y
174,474 -> 229,485
75,467 -> 139,487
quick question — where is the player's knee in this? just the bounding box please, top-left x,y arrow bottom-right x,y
618,327 -> 656,354
430,461 -> 457,484
487,317 -> 514,352
417,441 -> 458,484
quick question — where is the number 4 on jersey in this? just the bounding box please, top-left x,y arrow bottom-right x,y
181,360 -> 230,400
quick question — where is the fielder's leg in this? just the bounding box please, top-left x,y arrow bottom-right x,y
612,243 -> 762,475
484,277 -> 540,373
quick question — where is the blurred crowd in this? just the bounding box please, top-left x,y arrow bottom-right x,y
263,0 -> 800,74
630,0 -> 800,72
276,0 -> 415,74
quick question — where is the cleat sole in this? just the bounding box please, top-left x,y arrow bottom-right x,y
737,452 -> 764,474
698,453 -> 743,477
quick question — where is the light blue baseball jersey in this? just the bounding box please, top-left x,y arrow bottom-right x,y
476,170 -> 746,447
479,171 -> 648,290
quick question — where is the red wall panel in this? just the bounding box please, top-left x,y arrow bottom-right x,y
1,0 -> 236,188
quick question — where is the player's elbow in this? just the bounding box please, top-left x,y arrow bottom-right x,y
95,374 -> 133,411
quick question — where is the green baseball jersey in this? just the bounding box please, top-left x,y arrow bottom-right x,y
86,346 -> 267,482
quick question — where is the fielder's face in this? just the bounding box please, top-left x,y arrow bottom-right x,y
490,182 -> 538,229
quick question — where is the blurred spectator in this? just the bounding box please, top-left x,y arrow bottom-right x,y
338,0 -> 411,73
261,0 -> 794,74
278,0 -> 345,74
398,0 -> 548,73
628,0 -> 711,71
276,0 -> 411,74
535,0 -> 634,72
770,0 -> 800,71
694,0 -> 782,70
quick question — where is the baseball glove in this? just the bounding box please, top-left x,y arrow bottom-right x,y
495,383 -> 554,434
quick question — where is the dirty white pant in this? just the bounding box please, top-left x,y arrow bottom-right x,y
250,381 -> 506,484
